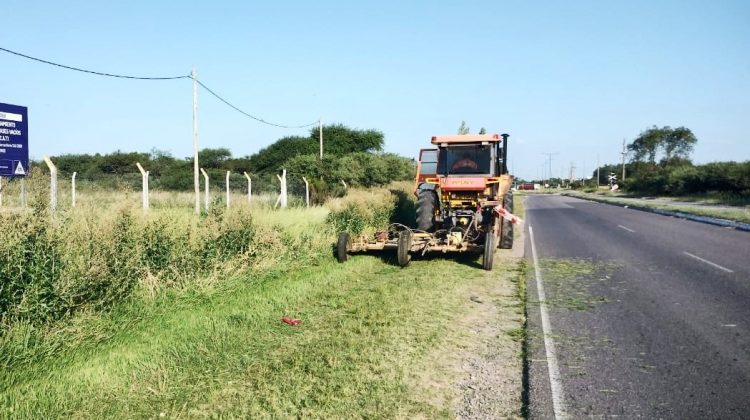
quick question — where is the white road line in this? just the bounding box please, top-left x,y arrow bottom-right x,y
529,226 -> 568,419
617,224 -> 635,233
683,251 -> 734,273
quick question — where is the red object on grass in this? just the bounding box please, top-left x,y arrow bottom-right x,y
281,316 -> 301,326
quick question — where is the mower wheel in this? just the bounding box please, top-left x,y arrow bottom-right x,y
483,233 -> 495,271
397,230 -> 413,267
500,192 -> 514,249
336,232 -> 351,263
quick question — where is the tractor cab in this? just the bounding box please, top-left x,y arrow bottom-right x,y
415,133 -> 510,192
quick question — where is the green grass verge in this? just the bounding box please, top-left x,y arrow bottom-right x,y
564,191 -> 750,223
1,245 -> 522,419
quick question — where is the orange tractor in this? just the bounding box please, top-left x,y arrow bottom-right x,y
336,133 -> 520,270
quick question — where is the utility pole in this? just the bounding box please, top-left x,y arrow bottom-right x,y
569,161 -> 576,183
541,152 -> 558,188
192,67 -> 200,215
621,138 -> 627,182
597,154 -> 601,188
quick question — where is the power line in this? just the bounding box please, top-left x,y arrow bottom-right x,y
193,78 -> 318,129
0,46 -> 190,80
1,46 -> 319,128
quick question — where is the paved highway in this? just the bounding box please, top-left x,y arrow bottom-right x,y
524,194 -> 750,419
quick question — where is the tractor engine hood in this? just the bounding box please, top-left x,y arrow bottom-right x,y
439,176 -> 489,191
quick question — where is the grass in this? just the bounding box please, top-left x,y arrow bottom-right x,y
564,190 -> 750,223
0,182 -> 526,418
532,259 -> 619,312
1,249 -> 523,418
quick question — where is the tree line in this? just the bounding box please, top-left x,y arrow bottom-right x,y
593,126 -> 749,197
36,124 -> 416,199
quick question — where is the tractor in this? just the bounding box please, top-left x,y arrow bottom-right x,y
336,133 -> 519,270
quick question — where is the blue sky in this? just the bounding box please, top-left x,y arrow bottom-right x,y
2,0 -> 749,181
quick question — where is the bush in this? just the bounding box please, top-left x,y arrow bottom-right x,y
624,161 -> 750,196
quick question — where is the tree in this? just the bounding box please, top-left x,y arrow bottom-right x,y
200,148 -> 232,169
309,124 -> 384,155
478,127 -> 486,135
664,127 -> 697,161
457,121 -> 470,135
628,126 -> 697,164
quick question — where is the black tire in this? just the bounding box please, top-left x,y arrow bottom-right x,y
416,190 -> 438,232
336,232 -> 351,263
397,230 -> 412,267
500,192 -> 514,249
483,232 -> 495,271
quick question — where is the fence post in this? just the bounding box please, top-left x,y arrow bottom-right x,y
71,172 -> 77,208
135,162 -> 149,212
43,156 -> 58,211
243,172 -> 252,204
302,176 -> 310,208
226,170 -> 231,208
200,168 -> 209,212
0,176 -> 3,207
275,169 -> 288,209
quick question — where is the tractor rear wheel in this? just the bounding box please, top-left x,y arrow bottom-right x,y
483,232 -> 495,271
500,192 -> 514,249
397,230 -> 412,267
336,232 -> 351,263
416,190 -> 437,232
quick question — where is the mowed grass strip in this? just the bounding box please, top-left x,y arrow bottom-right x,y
2,251 -> 520,418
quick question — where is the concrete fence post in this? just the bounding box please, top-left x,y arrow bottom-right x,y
302,176 -> 310,208
200,168 -> 209,212
43,156 -> 58,211
71,172 -> 77,208
135,163 -> 149,212
243,172 -> 252,204
275,169 -> 288,209
226,170 -> 231,208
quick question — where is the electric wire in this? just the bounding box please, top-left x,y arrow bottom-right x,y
0,46 -> 190,80
193,78 -> 318,128
1,46 -> 318,128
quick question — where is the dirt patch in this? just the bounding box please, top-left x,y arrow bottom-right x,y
408,247 -> 525,419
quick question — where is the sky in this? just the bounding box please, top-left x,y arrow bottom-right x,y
2,0 -> 749,181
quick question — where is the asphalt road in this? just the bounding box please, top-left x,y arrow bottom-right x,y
524,194 -> 750,419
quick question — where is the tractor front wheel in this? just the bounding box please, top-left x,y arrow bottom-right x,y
397,230 -> 413,267
483,233 -> 495,271
336,232 -> 351,263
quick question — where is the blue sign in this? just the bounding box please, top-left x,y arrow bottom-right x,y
0,103 -> 28,177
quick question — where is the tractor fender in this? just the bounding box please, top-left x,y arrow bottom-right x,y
417,182 -> 437,191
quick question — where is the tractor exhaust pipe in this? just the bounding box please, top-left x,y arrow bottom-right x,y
501,133 -> 509,174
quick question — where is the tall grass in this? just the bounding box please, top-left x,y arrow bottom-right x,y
0,177 -> 411,371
